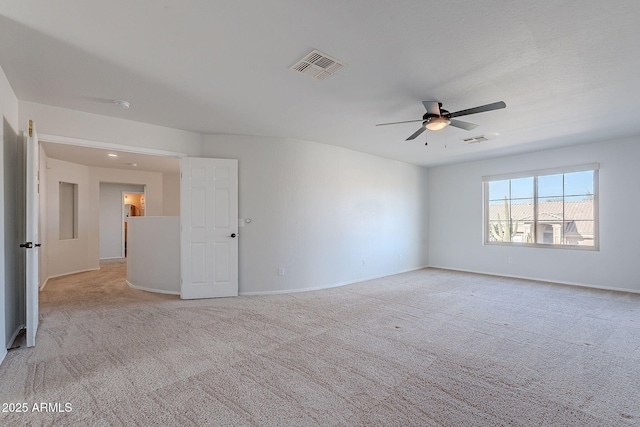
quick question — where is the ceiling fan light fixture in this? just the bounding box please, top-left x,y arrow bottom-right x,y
425,116 -> 450,131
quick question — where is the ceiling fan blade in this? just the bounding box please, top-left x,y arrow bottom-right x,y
375,119 -> 424,126
422,101 -> 440,115
449,101 -> 506,118
406,126 -> 426,141
449,119 -> 479,131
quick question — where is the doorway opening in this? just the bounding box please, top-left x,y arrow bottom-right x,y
123,190 -> 145,257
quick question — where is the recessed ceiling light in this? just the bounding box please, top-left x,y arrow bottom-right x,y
108,153 -> 118,157
114,100 -> 130,109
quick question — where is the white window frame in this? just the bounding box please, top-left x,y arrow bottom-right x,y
483,163 -> 599,250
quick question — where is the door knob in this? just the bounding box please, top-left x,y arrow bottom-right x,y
20,242 -> 33,248
229,233 -> 237,238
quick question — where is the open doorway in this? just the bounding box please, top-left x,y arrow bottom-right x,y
99,183 -> 146,260
123,190 -> 145,257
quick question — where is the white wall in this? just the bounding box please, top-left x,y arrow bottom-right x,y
19,101 -> 202,156
44,158 -> 91,278
1,64 -> 20,357
202,135 -> 430,294
126,216 -> 180,294
87,167 -> 163,270
43,156 -> 166,277
99,183 -> 144,259
429,137 -> 640,292
162,173 -> 180,216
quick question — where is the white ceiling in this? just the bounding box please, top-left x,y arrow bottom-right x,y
1,1 -> 639,167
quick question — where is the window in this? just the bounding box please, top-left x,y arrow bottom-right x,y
484,164 -> 598,249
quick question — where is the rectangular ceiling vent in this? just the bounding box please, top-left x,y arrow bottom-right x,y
463,135 -> 489,144
290,49 -> 346,81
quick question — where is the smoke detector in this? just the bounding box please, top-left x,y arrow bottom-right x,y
290,49 -> 346,81
114,100 -> 130,109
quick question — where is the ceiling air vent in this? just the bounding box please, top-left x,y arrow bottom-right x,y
290,49 -> 346,81
463,135 -> 489,144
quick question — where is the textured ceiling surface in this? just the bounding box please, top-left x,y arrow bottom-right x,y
1,1 -> 639,167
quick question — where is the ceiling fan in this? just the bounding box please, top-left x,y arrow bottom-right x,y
376,101 -> 506,141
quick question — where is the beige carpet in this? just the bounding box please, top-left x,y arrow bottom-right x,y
1,261 -> 639,426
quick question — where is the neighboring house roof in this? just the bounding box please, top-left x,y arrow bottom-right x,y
489,200 -> 594,237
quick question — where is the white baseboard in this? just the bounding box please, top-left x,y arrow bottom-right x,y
427,265 -> 640,295
0,349 -> 6,366
239,265 -> 430,296
40,267 -> 101,291
99,257 -> 126,260
126,280 -> 179,295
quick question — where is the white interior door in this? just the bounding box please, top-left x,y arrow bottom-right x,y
25,120 -> 40,347
180,158 -> 238,299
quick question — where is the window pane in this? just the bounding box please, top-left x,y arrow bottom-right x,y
564,221 -> 595,246
510,199 -> 534,221
564,196 -> 594,221
538,174 -> 563,199
564,171 -> 594,197
537,223 -> 562,245
536,199 -> 563,223
488,198 -> 510,222
511,177 -> 533,199
487,220 -> 518,242
488,180 -> 509,201
510,200 -> 534,243
487,221 -> 500,242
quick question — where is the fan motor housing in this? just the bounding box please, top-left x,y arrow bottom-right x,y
423,109 -> 451,122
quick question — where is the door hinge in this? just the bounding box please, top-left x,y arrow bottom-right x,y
28,120 -> 33,137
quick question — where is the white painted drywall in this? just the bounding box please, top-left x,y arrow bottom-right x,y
45,158 -> 91,278
99,183 -> 144,259
429,137 -> 640,292
201,135 -> 430,294
43,157 -> 166,276
19,102 -> 428,295
126,216 -> 180,294
1,64 -> 20,356
162,173 -> 180,216
88,167 -> 163,270
19,101 -> 202,156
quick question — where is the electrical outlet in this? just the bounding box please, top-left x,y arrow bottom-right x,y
508,257 -> 513,264
278,267 -> 285,276
361,260 -> 366,267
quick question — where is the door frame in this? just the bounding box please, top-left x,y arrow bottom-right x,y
30,134 -> 187,346
39,134 -> 188,159
121,189 -> 146,257
39,133 -> 187,266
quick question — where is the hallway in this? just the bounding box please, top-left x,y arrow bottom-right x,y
40,259 -> 177,316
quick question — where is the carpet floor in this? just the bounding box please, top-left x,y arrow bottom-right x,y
1,261 -> 639,426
